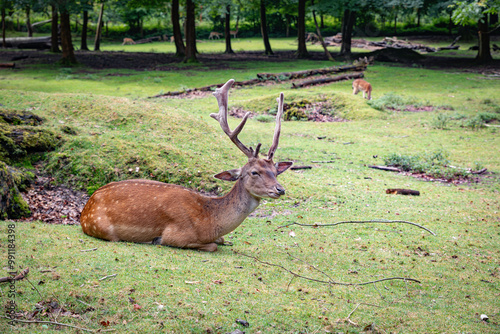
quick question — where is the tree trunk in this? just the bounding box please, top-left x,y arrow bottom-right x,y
1,8 -> 6,48
171,0 -> 185,57
260,0 -> 273,55
340,9 -> 356,56
26,6 -> 33,37
50,5 -> 60,52
311,0 -> 333,61
476,12 -> 492,63
81,10 -> 89,51
224,5 -> 234,54
94,2 -> 104,51
296,0 -> 309,58
59,9 -> 77,65
285,15 -> 290,37
394,11 -> 397,35
183,0 -> 198,63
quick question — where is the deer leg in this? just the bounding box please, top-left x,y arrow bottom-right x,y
185,242 -> 218,252
215,237 -> 233,246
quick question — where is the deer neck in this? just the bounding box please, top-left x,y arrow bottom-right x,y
209,180 -> 261,238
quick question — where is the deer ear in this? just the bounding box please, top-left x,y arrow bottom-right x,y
214,168 -> 242,181
276,161 -> 293,175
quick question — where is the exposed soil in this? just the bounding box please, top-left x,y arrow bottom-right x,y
1,49 -> 498,73
16,171 -> 89,225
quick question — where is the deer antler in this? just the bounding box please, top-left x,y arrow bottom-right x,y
267,92 -> 284,161
211,79 -> 258,158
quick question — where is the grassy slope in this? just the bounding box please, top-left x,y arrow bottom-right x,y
0,40 -> 499,333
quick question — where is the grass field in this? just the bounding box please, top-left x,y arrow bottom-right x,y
0,38 -> 499,333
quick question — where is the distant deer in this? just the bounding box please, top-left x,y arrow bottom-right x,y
80,79 -> 293,252
122,38 -> 136,45
352,79 -> 372,100
230,27 -> 238,38
209,31 -> 222,40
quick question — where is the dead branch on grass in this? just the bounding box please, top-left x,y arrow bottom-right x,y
1,316 -> 108,332
234,251 -> 421,286
0,268 -> 29,283
277,219 -> 436,236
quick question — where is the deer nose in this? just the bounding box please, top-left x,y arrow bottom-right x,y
276,185 -> 285,196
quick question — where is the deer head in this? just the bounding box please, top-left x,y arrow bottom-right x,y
210,79 -> 293,199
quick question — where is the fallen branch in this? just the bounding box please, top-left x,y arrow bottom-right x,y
0,268 -> 29,283
277,219 -> 436,236
257,64 -> 365,81
80,248 -> 98,252
290,165 -> 313,170
386,188 -> 420,196
235,251 -> 421,286
292,72 -> 364,89
368,165 -> 401,172
0,316 -> 98,332
98,274 -> 117,281
0,63 -> 15,68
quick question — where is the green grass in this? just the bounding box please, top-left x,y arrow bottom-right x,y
0,41 -> 499,333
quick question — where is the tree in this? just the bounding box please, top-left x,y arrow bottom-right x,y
80,1 -> 91,51
171,0 -> 185,57
59,1 -> 77,65
260,0 -> 273,55
296,0 -> 309,58
224,4 -> 234,54
1,0 -> 13,48
50,3 -> 60,52
340,8 -> 356,56
311,0 -> 334,61
94,1 -> 104,51
183,0 -> 197,62
452,0 -> 500,62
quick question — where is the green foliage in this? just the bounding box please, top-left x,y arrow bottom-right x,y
383,150 -> 472,178
368,93 -> 426,111
432,113 -> 451,129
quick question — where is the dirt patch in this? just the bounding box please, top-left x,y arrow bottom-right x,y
1,49 -> 498,73
16,172 -> 88,225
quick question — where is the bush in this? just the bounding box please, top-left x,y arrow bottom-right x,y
368,93 -> 425,111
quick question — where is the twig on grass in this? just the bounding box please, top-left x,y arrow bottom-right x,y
98,274 -> 117,281
277,219 -> 436,236
0,316 -> 107,333
234,251 -> 421,286
80,248 -> 98,252
347,304 -> 359,318
0,268 -> 29,283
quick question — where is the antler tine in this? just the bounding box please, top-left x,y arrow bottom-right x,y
267,92 -> 284,161
210,79 -> 255,158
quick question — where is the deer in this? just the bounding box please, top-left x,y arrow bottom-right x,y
80,79 -> 293,252
230,27 -> 238,38
208,31 -> 222,40
122,38 -> 136,45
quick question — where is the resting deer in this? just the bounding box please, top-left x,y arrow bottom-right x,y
122,38 -> 136,45
208,31 -> 222,40
230,28 -> 238,38
352,79 -> 372,100
80,79 -> 293,252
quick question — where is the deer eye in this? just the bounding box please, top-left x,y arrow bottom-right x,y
251,171 -> 259,176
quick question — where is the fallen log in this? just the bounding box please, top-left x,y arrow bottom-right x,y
150,79 -> 261,98
257,65 -> 366,81
386,188 -> 420,196
291,165 -> 313,170
291,72 -> 364,89
438,45 -> 460,51
368,165 -> 401,172
0,63 -> 15,68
